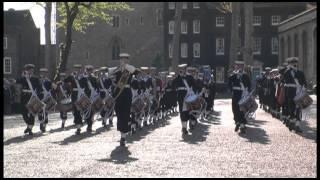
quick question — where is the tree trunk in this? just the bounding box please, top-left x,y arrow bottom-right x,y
243,2 -> 253,65
44,3 -> 52,75
229,2 -> 240,70
170,2 -> 183,72
54,3 -> 78,81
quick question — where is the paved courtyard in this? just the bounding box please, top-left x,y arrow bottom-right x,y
3,96 -> 317,178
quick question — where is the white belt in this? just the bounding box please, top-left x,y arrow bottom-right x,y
284,84 -> 298,88
73,88 -> 79,91
177,87 -> 187,91
232,87 -> 243,91
22,89 -> 32,93
124,85 -> 130,88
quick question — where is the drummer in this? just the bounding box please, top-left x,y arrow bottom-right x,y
16,64 -> 43,135
57,72 -> 69,128
38,68 -> 53,133
228,60 -> 251,134
283,57 -> 306,133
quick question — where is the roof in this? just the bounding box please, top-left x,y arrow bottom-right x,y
4,9 -> 38,29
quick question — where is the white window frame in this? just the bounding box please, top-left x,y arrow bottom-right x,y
271,37 -> 279,55
216,16 -> 224,27
181,43 -> 188,58
4,57 -> 12,74
182,2 -> 188,9
4,36 -> 7,49
253,16 -> 261,26
193,2 -> 200,9
169,21 -> 175,34
193,43 -> 200,58
215,67 -> 225,83
271,15 -> 281,26
181,21 -> 188,34
193,20 -> 200,34
168,42 -> 173,58
156,8 -> 163,26
216,38 -> 225,55
253,37 -> 262,55
168,2 -> 175,10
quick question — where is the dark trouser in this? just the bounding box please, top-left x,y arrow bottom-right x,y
115,88 -> 132,133
285,87 -> 300,121
38,111 -> 48,124
73,104 -> 82,125
232,92 -> 246,125
21,93 -> 35,126
60,111 -> 67,120
205,96 -> 213,111
178,99 -> 189,122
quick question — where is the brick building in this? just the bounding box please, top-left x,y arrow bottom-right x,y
163,2 -> 308,90
3,9 -> 42,79
56,2 -> 164,73
278,7 -> 317,84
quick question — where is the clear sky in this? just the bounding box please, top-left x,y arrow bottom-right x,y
4,2 -> 52,45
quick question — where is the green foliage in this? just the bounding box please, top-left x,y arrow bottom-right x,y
56,2 -> 132,33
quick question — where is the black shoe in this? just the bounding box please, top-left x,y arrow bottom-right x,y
182,128 -> 188,135
102,121 -> 107,127
109,120 -> 113,126
120,138 -> 126,146
295,126 -> 303,133
28,130 -> 33,136
40,123 -> 44,132
288,123 -> 293,131
235,124 -> 240,132
240,127 -> 246,134
24,128 -> 30,134
87,127 -> 92,133
76,129 -> 81,135
61,123 -> 65,129
143,121 -> 148,127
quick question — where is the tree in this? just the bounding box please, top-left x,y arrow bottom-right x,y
54,2 -> 131,81
229,2 -> 240,70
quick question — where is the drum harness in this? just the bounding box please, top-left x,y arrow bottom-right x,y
26,77 -> 46,121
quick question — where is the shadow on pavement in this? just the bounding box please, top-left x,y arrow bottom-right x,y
246,119 -> 268,128
238,126 -> 270,144
48,124 -> 77,134
298,120 -> 317,143
199,114 -> 221,125
180,122 -> 210,144
54,125 -> 111,145
4,132 -> 45,146
97,146 -> 138,164
126,118 -> 171,144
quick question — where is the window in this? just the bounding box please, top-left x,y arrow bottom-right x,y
271,37 -> 279,55
181,43 -> 188,58
168,2 -> 175,9
156,9 -> 163,26
253,16 -> 261,26
216,38 -> 224,55
216,16 -> 224,27
193,2 -> 200,9
181,21 -> 188,34
4,36 -> 7,49
193,43 -> 200,58
237,39 -> 241,55
112,44 -> 120,60
193,20 -> 200,34
169,21 -> 175,34
216,67 -> 225,83
112,15 -> 120,27
168,42 -> 173,58
140,16 -> 144,25
182,2 -> 188,9
253,37 -> 262,55
4,57 -> 12,74
271,15 -> 281,26
125,18 -> 130,25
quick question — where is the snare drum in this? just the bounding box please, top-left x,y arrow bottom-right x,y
131,97 -> 145,114
239,95 -> 258,113
294,91 -> 313,109
26,95 -> 45,115
43,96 -> 57,111
75,95 -> 92,112
185,94 -> 202,111
92,96 -> 104,112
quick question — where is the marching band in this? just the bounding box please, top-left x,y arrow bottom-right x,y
12,54 -> 312,146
